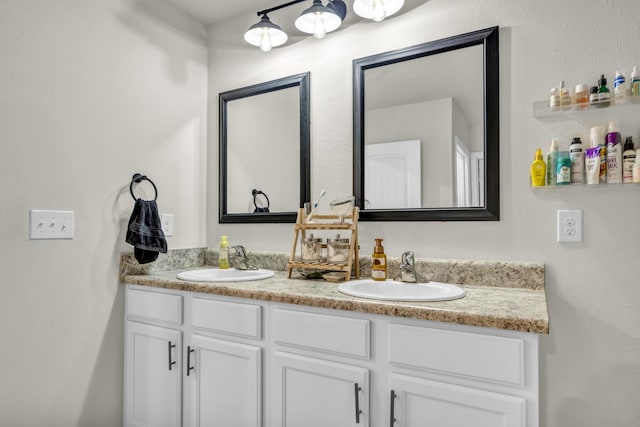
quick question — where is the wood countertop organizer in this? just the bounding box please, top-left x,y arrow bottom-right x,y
287,207 -> 360,281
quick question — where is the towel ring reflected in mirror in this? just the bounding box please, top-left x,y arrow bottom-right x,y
129,173 -> 158,201
252,189 -> 270,213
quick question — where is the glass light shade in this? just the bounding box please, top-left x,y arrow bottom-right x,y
244,15 -> 288,51
295,0 -> 342,39
353,0 -> 404,21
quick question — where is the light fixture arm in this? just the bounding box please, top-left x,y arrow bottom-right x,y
256,0 -> 307,17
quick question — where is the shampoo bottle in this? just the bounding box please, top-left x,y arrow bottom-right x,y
606,121 -> 622,184
219,235 -> 230,269
530,148 -> 546,187
631,66 -> 640,97
633,149 -> 640,183
546,139 -> 560,186
623,137 -> 636,183
556,151 -> 571,185
590,126 -> 607,183
371,238 -> 387,281
569,137 -> 584,184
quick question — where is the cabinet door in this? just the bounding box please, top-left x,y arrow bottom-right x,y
125,322 -> 182,427
389,374 -> 526,427
186,336 -> 262,427
272,352 -> 369,427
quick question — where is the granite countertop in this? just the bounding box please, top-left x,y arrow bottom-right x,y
121,249 -> 549,334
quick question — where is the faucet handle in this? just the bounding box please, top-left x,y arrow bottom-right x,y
401,251 -> 415,266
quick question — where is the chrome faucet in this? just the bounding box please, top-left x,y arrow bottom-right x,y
399,251 -> 418,283
230,245 -> 257,270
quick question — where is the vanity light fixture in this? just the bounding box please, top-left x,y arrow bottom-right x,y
244,0 -> 349,51
353,0 -> 404,22
294,0 -> 342,39
243,14 -> 288,52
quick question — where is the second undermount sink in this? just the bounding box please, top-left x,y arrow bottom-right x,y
338,279 -> 465,302
177,268 -> 274,282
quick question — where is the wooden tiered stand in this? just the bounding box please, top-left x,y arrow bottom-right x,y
287,207 -> 360,280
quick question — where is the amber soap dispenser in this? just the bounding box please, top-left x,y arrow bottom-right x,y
371,238 -> 387,281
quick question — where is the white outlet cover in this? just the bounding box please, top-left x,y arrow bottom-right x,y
557,209 -> 582,243
29,209 -> 75,240
161,213 -> 174,237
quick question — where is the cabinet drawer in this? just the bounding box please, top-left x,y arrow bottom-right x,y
388,323 -> 525,387
126,288 -> 182,326
272,308 -> 370,359
191,297 -> 262,339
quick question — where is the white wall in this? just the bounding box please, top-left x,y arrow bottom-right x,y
0,1 -> 207,425
209,1 -> 640,426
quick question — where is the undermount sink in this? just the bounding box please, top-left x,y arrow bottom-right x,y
337,279 -> 465,302
176,268 -> 274,282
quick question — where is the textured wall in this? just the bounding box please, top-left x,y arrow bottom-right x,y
208,1 -> 640,426
0,1 -> 208,425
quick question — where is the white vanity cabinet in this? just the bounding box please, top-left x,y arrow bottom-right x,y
124,286 -> 264,427
124,285 -> 539,427
386,322 -> 536,427
270,306 -> 371,427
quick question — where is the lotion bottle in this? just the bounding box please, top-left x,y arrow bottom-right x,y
219,235 -> 230,269
371,238 -> 387,281
530,148 -> 546,187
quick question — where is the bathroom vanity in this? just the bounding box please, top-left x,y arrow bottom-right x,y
122,251 -> 547,427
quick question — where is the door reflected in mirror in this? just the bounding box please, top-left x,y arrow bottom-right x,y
353,27 -> 499,221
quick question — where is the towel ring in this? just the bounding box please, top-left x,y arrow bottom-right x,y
252,189 -> 270,213
130,173 -> 158,201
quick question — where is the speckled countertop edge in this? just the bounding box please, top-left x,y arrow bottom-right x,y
120,248 -> 549,334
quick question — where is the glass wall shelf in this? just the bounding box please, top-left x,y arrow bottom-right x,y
531,183 -> 640,190
533,98 -> 640,122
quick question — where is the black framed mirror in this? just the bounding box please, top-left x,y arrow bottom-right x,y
353,27 -> 499,221
219,72 -> 310,223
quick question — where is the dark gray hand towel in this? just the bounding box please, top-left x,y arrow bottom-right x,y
125,199 -> 167,264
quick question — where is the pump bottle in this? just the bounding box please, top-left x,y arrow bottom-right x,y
371,238 -> 387,281
219,235 -> 230,269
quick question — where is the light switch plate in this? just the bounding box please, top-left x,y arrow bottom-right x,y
29,209 -> 75,240
557,209 -> 582,243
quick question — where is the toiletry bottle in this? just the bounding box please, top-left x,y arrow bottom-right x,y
371,238 -> 387,281
575,84 -> 589,109
569,137 -> 584,184
606,121 -> 622,184
590,126 -> 607,183
549,87 -> 560,110
633,149 -> 640,183
597,74 -> 610,107
559,80 -> 571,109
622,136 -> 636,183
546,139 -> 560,186
556,151 -> 571,185
219,235 -> 230,269
589,86 -> 599,106
614,70 -> 627,102
530,148 -> 546,187
631,66 -> 640,97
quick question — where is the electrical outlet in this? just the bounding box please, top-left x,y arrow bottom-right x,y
161,213 -> 174,237
29,209 -> 74,240
557,210 -> 582,243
